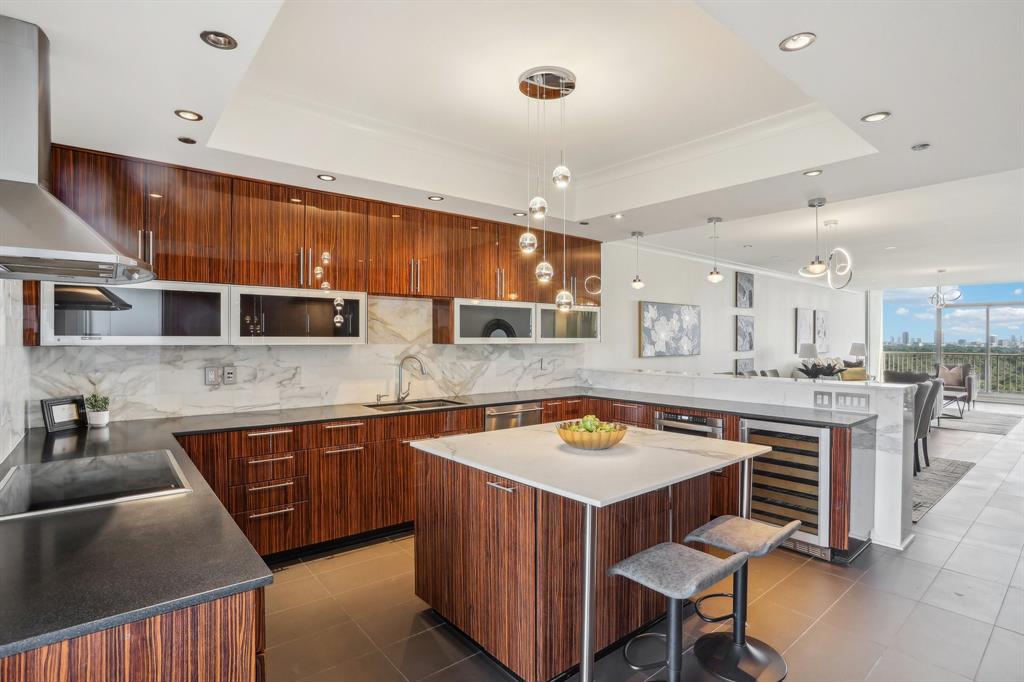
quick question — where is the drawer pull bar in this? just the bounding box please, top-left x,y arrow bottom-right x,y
612,403 -> 639,409
545,401 -> 563,405
246,429 -> 294,438
324,422 -> 364,430
248,481 -> 294,493
565,400 -> 583,404
325,446 -> 363,454
486,481 -> 515,493
248,455 -> 294,465
249,507 -> 295,520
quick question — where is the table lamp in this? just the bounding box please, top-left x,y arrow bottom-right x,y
798,343 -> 818,361
849,342 -> 867,363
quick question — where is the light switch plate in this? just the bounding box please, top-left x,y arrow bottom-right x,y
223,365 -> 237,385
837,392 -> 870,411
813,391 -> 833,409
204,366 -> 220,386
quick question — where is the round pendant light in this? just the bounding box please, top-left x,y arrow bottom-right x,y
529,195 -> 548,220
518,231 -> 538,253
630,231 -> 645,289
706,217 -> 724,284
555,289 -> 574,311
798,198 -> 828,278
536,260 -> 554,283
552,165 -> 571,188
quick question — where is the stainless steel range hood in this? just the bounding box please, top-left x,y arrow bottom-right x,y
0,15 -> 154,284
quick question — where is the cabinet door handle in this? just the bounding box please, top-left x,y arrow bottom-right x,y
486,481 -> 515,493
137,229 -> 143,259
246,429 -> 293,438
324,422 -> 364,430
565,400 -> 583,404
545,401 -> 562,406
148,230 -> 154,263
308,248 -> 313,286
416,259 -> 422,292
249,507 -> 294,520
409,258 -> 415,291
248,481 -> 294,493
247,455 -> 294,465
325,446 -> 363,454
612,403 -> 638,409
496,268 -> 501,297
299,249 -> 305,286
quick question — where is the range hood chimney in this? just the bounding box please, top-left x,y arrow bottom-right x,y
0,15 -> 154,284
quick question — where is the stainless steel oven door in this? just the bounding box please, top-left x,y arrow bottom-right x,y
484,403 -> 544,431
653,413 -> 724,439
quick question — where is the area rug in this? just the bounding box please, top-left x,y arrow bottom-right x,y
937,410 -> 1023,435
913,457 -> 976,523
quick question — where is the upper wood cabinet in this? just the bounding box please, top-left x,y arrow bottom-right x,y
303,191 -> 368,292
569,235 -> 602,307
50,146 -> 146,260
497,222 -> 537,303
145,165 -> 232,283
367,202 -> 423,296
448,217 -> 498,299
230,179 -> 306,288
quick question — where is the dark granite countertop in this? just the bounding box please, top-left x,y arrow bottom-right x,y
0,384 -> 873,658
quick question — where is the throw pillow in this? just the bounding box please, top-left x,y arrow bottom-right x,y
938,365 -> 963,387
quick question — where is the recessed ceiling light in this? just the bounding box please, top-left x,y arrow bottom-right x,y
174,109 -> 203,122
612,213 -> 624,220
579,221 -> 590,225
427,195 -> 444,201
200,30 -> 238,50
289,198 -> 302,204
512,211 -> 526,217
316,174 -> 336,182
860,111 -> 891,123
177,136 -> 196,145
803,169 -> 823,177
778,32 -> 816,52
742,244 -> 753,248
911,143 -> 931,152
148,193 -> 163,199
884,246 -> 897,250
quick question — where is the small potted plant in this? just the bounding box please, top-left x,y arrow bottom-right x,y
85,393 -> 111,427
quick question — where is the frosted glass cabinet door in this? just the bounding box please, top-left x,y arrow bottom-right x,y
537,305 -> 600,343
232,286 -> 367,345
453,299 -> 537,344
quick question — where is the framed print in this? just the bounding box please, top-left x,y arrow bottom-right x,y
735,272 -> 753,308
735,315 -> 754,352
40,395 -> 87,433
735,358 -> 754,375
639,301 -> 701,357
795,308 -> 814,353
814,309 -> 830,353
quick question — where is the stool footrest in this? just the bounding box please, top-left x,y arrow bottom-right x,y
693,593 -> 735,623
622,632 -> 667,671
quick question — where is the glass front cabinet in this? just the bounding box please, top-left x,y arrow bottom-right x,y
537,304 -> 601,343
231,286 -> 367,345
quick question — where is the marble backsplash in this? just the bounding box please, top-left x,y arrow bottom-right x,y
1,281 -> 30,461
27,297 -> 583,426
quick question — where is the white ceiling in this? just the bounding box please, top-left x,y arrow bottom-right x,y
1,0 -> 1021,289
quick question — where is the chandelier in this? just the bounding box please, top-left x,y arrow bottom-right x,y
929,269 -> 962,308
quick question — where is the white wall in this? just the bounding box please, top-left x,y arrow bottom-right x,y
586,241 -> 866,376
1,281 -> 30,462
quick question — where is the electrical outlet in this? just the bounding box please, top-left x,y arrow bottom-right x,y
223,365 -> 237,385
837,392 -> 870,411
204,366 -> 221,386
813,391 -> 833,409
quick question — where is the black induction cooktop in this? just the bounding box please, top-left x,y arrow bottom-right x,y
0,449 -> 191,521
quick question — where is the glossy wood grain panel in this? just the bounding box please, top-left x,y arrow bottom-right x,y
414,453 -> 453,617
22,281 -> 40,346
570,236 -> 602,307
0,591 -> 258,682
431,298 -> 455,345
657,407 -> 741,517
447,217 -> 498,299
829,427 -> 852,550
373,440 -> 416,529
443,407 -> 484,433
419,211 -> 457,297
226,475 -> 309,515
225,426 -> 300,457
50,146 -> 145,260
303,192 -> 368,292
233,502 -> 310,556
145,165 -> 232,283
311,444 -> 369,543
367,202 -> 420,296
230,179 -> 305,288
227,450 -> 309,486
496,222 -> 537,302
302,418 -> 379,449
176,432 -> 231,500
671,474 -> 713,549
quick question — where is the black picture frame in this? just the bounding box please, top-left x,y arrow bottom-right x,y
40,395 -> 87,433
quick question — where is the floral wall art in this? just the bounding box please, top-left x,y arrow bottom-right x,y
639,301 -> 701,357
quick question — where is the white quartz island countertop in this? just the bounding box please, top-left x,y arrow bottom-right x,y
411,423 -> 772,507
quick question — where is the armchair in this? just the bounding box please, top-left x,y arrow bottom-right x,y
934,363 -> 976,417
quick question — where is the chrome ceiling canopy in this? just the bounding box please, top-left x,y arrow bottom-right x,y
0,15 -> 153,284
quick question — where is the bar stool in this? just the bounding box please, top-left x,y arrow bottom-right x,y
608,542 -> 749,682
684,515 -> 802,682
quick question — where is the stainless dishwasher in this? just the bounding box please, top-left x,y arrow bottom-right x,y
484,402 -> 544,430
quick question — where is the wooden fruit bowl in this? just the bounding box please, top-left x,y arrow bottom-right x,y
555,422 -> 628,450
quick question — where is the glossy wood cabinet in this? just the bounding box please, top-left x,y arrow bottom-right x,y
496,222 -> 537,302
368,202 -> 422,296
230,179 -> 306,288
50,145 -> 146,261
569,235 -> 602,306
448,217 -> 498,299
302,192 -> 368,292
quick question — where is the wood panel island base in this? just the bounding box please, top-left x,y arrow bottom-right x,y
412,424 -> 769,682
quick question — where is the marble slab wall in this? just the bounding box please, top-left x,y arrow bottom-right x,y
1,281 -> 30,462
27,297 -> 583,425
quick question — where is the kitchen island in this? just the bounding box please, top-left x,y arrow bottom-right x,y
411,423 -> 770,682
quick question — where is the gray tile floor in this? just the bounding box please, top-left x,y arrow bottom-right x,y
264,403 -> 1024,681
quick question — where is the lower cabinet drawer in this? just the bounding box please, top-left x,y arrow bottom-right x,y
226,476 -> 309,514
229,450 -> 308,485
233,502 -> 310,556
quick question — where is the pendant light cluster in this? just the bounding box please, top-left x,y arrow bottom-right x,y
798,198 -> 854,289
706,217 -> 724,283
519,66 -> 576,310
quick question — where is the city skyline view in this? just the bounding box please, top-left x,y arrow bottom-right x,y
883,281 -> 1024,347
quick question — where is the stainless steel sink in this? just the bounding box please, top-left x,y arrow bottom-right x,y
364,398 -> 464,412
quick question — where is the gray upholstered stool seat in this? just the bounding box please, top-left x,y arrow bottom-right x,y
682,516 -> 802,682
608,542 -> 749,600
608,542 -> 749,682
685,515 -> 801,556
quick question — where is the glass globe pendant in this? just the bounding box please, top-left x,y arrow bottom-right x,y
799,257 -> 827,277
706,269 -> 724,284
529,195 -> 547,220
332,314 -> 344,327
631,275 -> 645,290
555,288 -> 574,311
552,165 -> 571,189
535,260 -> 553,283
519,231 -> 537,253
